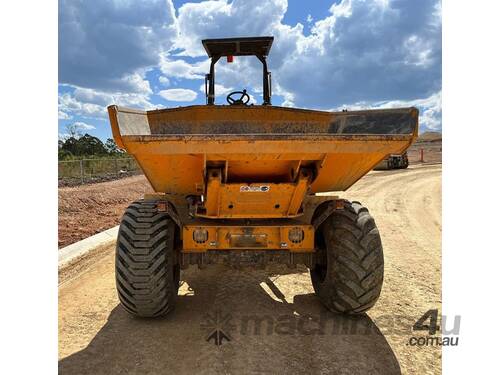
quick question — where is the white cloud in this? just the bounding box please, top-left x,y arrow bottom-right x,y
73,87 -> 154,109
58,110 -> 71,120
280,90 -> 296,107
174,0 -> 287,57
159,88 -> 198,102
59,86 -> 156,120
403,35 -> 433,67
159,55 -> 210,80
59,92 -> 106,118
198,83 -> 233,95
159,76 -> 170,86
277,0 -> 441,108
59,0 -> 177,93
72,121 -> 96,131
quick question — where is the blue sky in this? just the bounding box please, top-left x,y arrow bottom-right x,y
59,0 -> 442,140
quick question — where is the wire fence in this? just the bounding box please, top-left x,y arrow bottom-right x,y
58,158 -> 141,186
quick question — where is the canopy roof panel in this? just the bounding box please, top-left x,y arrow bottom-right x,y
202,36 -> 274,57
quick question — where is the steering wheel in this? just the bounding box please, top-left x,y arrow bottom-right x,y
226,89 -> 250,105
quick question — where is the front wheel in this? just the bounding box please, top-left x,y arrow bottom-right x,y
310,201 -> 384,314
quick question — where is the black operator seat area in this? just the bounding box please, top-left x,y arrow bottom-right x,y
201,36 -> 274,106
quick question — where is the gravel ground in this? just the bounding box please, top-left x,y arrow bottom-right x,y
59,164 -> 441,375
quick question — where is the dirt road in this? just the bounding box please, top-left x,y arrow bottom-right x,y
59,164 -> 441,375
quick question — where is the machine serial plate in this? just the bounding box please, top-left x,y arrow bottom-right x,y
240,185 -> 270,192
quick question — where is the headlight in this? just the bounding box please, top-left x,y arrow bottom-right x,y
288,228 -> 304,243
193,229 -> 209,243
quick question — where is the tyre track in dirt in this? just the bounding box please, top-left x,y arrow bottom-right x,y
59,164 -> 441,375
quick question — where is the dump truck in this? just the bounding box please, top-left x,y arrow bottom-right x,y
374,152 -> 409,170
108,36 -> 418,318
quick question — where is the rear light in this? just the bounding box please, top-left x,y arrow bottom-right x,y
193,229 -> 209,243
288,228 -> 304,243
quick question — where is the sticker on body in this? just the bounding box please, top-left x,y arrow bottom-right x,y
240,185 -> 270,192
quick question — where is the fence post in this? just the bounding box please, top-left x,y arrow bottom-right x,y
79,159 -> 84,184
420,149 -> 424,163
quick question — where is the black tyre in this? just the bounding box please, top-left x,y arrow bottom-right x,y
401,154 -> 409,169
115,200 -> 180,318
387,158 -> 394,169
310,201 -> 384,314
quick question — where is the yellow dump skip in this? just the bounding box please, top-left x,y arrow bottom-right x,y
108,105 -> 418,196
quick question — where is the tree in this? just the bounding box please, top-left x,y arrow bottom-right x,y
58,133 -> 126,160
105,138 -> 123,155
65,123 -> 83,139
60,136 -> 80,156
76,134 -> 108,155
60,133 -> 107,157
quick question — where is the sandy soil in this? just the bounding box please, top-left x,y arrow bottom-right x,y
58,175 -> 152,248
59,164 -> 441,375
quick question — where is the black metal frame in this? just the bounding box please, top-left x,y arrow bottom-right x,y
205,55 -> 272,105
202,36 -> 274,106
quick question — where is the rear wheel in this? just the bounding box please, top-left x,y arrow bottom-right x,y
387,158 -> 394,169
115,200 -> 180,317
401,154 -> 409,169
310,201 -> 384,314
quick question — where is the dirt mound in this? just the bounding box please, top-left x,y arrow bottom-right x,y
417,131 -> 442,143
58,175 -> 152,248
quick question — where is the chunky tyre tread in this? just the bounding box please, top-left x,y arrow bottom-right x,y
311,201 -> 384,314
116,200 -> 178,318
